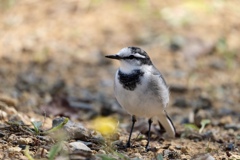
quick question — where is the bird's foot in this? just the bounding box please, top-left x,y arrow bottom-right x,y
145,145 -> 150,152
126,142 -> 131,148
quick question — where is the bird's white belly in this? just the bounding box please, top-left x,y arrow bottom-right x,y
115,79 -> 163,118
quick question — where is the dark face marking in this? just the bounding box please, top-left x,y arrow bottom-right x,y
127,47 -> 152,65
118,69 -> 144,91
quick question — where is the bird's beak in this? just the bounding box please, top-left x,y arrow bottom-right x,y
105,54 -> 121,60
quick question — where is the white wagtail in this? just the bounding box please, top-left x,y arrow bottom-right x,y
105,47 -> 176,150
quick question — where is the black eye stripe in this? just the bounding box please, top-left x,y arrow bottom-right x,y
122,55 -> 144,60
129,55 -> 135,59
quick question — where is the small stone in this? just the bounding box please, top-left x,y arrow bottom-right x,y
209,58 -> 226,70
17,137 -> 33,145
0,95 -> 18,107
224,124 -> 240,131
181,146 -> 189,154
0,132 -> 5,138
191,96 -> 212,110
98,149 -> 106,154
202,131 -> 215,140
5,107 -> 17,115
175,145 -> 182,150
169,84 -> 188,93
109,132 -> 120,141
191,153 -> 215,160
69,141 -> 91,152
35,147 -> 48,157
169,145 -> 175,151
62,119 -> 90,140
192,109 -> 212,126
141,140 -> 147,146
162,143 -> 171,149
220,116 -> 232,125
163,149 -> 170,156
8,146 -> 22,152
173,97 -> 189,108
89,130 -> 104,143
163,149 -> 181,159
36,135 -> 52,142
181,155 -> 191,159
225,143 -> 234,151
134,153 -> 142,158
18,145 -> 26,150
0,110 -> 7,120
0,101 -> 7,110
9,113 -> 31,125
8,134 -> 17,142
52,117 -> 66,128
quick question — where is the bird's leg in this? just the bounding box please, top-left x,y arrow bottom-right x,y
126,115 -> 136,148
145,118 -> 153,151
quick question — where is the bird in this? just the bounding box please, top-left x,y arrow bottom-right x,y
105,47 -> 176,150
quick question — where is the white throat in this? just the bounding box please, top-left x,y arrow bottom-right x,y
119,60 -> 153,74
119,61 -> 141,73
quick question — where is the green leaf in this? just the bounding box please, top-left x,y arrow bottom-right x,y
44,117 -> 69,134
31,121 -> 42,134
97,154 -> 116,160
184,124 -> 199,131
48,141 -> 63,160
156,153 -> 164,160
199,119 -> 211,134
23,145 -> 34,160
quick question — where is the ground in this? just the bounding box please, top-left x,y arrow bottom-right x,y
0,0 -> 239,160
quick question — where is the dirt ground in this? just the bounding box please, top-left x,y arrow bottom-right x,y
0,0 -> 240,159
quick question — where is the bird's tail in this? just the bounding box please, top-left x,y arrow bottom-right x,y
157,110 -> 176,138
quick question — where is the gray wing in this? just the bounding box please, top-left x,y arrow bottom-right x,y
151,67 -> 175,137
151,66 -> 168,87
149,66 -> 169,107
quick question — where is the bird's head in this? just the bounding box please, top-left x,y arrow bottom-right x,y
105,47 -> 152,72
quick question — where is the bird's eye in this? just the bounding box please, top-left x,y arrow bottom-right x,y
128,55 -> 135,59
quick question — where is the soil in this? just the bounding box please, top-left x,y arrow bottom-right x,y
0,1 -> 239,159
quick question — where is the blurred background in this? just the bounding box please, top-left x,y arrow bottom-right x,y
0,0 -> 239,159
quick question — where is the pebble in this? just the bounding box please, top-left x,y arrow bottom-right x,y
141,140 -> 147,146
5,106 -> 18,115
8,146 -> 22,152
191,96 -> 212,110
0,94 -> 18,107
163,149 -> 181,159
18,144 -> 26,150
202,131 -> 214,140
225,143 -> 234,151
209,58 -> 226,70
98,149 -> 106,154
0,132 -> 5,138
69,141 -> 91,152
224,124 -> 240,131
173,97 -> 189,108
17,137 -> 33,145
191,153 -> 215,160
60,120 -> 90,141
220,116 -> 233,125
169,84 -> 188,93
89,130 -> 104,143
175,145 -> 182,150
181,146 -> 189,154
168,145 -> 175,151
8,134 -> 17,142
133,153 -> 142,159
0,110 -> 7,120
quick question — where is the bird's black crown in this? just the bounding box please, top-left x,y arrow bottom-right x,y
128,47 -> 152,65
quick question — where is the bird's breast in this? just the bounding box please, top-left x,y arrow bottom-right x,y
114,70 -> 163,118
117,69 -> 144,91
